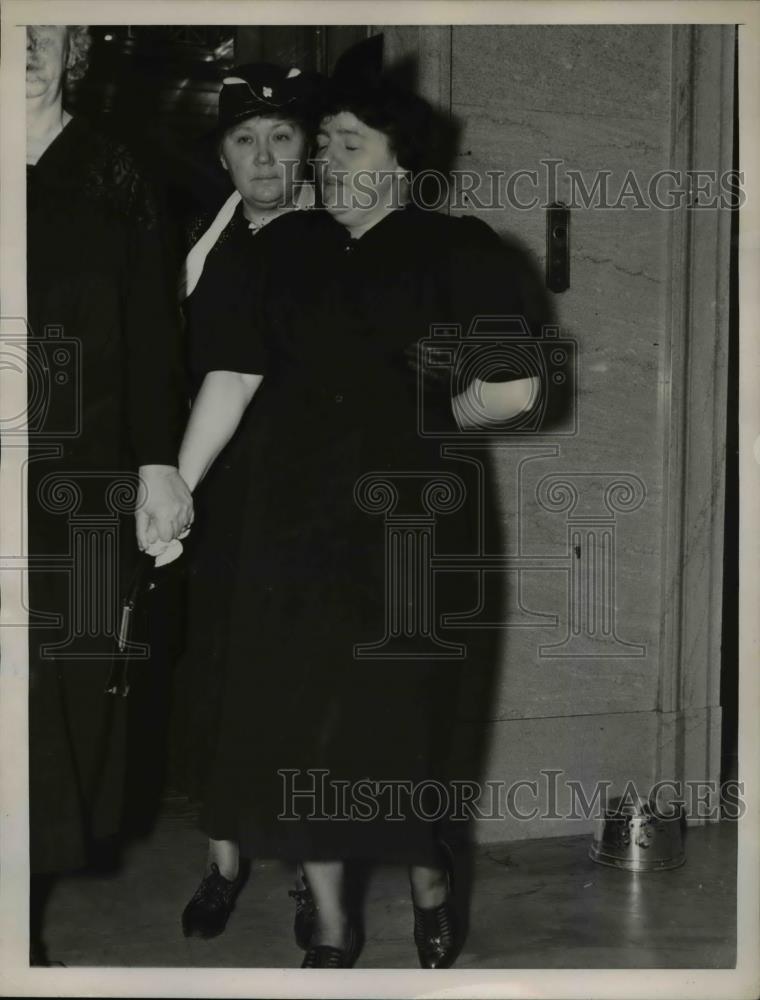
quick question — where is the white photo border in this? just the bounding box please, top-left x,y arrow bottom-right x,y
1,2 -> 758,998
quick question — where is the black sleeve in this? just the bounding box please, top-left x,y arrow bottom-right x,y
123,171 -> 188,468
448,215 -> 542,385
184,245 -> 269,382
451,216 -> 532,335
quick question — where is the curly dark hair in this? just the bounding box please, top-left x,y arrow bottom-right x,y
319,85 -> 435,178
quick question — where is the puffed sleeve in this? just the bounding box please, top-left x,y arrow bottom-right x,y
449,216 -> 536,340
444,214 -> 578,435
184,238 -> 269,383
444,215 -> 552,389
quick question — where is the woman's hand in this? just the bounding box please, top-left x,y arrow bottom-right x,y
452,375 -> 540,430
136,465 -> 194,550
402,339 -> 540,429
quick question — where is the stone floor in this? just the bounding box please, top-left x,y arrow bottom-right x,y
41,797 -> 736,969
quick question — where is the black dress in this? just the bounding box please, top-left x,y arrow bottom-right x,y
196,206 -> 526,864
172,204 -> 281,800
26,117 -> 186,874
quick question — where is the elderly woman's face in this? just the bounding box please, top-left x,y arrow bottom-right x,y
315,111 -> 406,226
26,26 -> 67,99
220,116 -> 308,211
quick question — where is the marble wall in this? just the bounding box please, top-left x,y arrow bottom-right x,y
380,24 -> 733,839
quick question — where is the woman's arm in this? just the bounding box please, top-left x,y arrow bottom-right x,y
179,370 -> 263,492
452,375 -> 540,430
444,215 -> 549,432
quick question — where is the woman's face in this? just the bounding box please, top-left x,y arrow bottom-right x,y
220,116 -> 308,211
315,111 -> 407,228
26,26 -> 67,100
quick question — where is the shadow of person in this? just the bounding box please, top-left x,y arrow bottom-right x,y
425,229 -> 570,948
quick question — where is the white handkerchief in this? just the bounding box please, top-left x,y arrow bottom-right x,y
145,537 -> 184,567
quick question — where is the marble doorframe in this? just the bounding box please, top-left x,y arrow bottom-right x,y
655,25 -> 735,795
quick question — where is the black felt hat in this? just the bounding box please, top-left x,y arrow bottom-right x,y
329,33 -> 386,103
323,34 -> 436,176
217,62 -> 325,132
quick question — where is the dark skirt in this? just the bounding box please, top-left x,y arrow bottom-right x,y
169,409 -> 256,804
196,386 -> 489,866
27,497 -> 132,876
27,463 -> 182,872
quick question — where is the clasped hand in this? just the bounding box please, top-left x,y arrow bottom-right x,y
136,464 -> 194,556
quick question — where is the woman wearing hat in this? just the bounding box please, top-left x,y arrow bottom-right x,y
176,63 -> 321,943
177,36 -> 541,968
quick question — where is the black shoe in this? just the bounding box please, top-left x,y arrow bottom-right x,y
413,842 -> 460,969
301,924 -> 360,968
181,863 -> 244,939
413,898 -> 458,968
289,873 -> 317,950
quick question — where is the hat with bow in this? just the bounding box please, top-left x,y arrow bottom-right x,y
217,62 -> 324,132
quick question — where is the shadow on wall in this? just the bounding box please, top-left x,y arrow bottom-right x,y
385,53 -> 571,431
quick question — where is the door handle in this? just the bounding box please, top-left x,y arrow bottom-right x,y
546,202 -> 570,293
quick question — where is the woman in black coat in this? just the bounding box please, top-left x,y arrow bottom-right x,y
177,40 -> 540,968
25,24 -> 191,962
175,62 -> 323,942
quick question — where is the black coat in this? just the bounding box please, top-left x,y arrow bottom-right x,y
192,206 -> 531,864
26,116 -> 186,874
